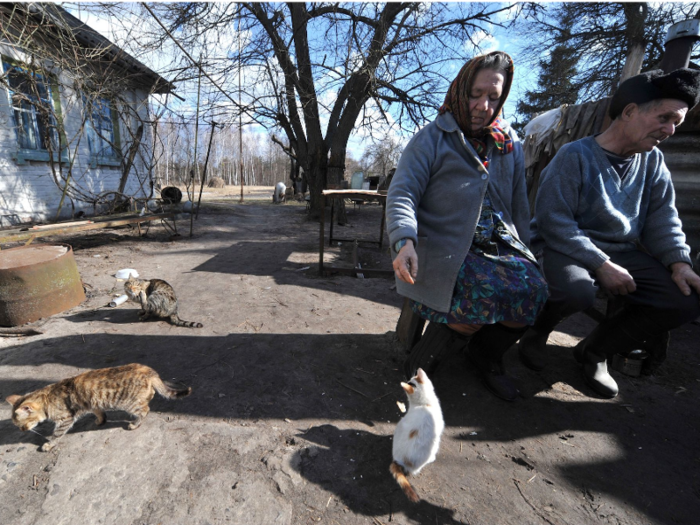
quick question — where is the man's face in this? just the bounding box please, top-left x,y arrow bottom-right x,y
627,99 -> 688,152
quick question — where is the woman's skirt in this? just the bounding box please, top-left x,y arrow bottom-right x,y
411,243 -> 548,325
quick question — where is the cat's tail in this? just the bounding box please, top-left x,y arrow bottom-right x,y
390,461 -> 419,503
169,315 -> 203,328
152,375 -> 192,399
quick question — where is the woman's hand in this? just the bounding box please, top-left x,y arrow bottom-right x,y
393,240 -> 418,284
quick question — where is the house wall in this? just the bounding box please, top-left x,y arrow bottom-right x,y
0,42 -> 154,225
658,132 -> 700,257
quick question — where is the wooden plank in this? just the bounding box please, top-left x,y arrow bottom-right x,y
0,213 -> 175,245
322,189 -> 385,197
31,220 -> 93,230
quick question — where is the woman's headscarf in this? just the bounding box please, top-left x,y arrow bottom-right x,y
439,51 -> 515,161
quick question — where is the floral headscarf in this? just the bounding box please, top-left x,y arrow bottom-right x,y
439,51 -> 515,163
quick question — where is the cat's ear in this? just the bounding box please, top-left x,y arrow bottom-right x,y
126,273 -> 135,282
5,395 -> 21,406
415,368 -> 426,384
401,382 -> 415,394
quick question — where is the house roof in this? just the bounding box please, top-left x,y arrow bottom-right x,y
9,3 -> 175,94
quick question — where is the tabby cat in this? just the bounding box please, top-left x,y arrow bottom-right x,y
124,274 -> 203,328
6,364 -> 192,452
390,368 -> 444,502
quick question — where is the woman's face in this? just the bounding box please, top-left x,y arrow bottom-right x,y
468,68 -> 505,132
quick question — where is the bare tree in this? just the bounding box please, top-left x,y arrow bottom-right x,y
361,135 -> 403,179
115,2 -> 516,217
515,1 -> 700,111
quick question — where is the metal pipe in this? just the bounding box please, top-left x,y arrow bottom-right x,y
108,295 -> 129,308
659,19 -> 700,73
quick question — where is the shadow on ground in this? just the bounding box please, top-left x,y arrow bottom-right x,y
2,327 -> 699,523
293,424 -> 467,524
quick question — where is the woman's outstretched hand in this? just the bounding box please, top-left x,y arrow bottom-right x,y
393,240 -> 418,285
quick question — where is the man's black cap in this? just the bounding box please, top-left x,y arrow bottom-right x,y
609,68 -> 700,119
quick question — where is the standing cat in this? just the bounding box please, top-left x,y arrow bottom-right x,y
124,274 -> 203,328
390,368 -> 444,502
5,364 -> 191,452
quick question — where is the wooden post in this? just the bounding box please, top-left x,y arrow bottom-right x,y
190,56 -> 202,238
319,193 -> 326,275
195,121 -> 218,219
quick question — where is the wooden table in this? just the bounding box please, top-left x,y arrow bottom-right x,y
318,189 -> 393,277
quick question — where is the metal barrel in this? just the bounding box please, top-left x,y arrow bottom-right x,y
0,244 -> 85,326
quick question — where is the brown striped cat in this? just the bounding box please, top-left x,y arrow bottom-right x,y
5,364 -> 192,452
124,275 -> 203,328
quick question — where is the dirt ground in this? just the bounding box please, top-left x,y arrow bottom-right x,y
1,186 -> 699,525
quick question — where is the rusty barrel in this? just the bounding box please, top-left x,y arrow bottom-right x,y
0,244 -> 85,326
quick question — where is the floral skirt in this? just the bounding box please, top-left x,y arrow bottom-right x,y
411,244 -> 548,325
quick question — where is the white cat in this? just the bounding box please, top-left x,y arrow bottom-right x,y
390,368 -> 444,502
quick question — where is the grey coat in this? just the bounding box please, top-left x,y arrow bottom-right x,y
386,112 -> 530,312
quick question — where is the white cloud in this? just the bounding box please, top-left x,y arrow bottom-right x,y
463,29 -> 500,57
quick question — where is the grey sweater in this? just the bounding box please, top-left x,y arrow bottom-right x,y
386,112 -> 529,312
530,136 -> 691,270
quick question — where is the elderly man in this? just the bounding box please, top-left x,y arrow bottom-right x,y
519,68 -> 700,398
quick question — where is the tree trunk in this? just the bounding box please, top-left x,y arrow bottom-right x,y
326,165 -> 348,226
118,124 -> 144,195
307,164 -> 325,219
305,144 -> 328,219
620,3 -> 647,84
327,151 -> 347,225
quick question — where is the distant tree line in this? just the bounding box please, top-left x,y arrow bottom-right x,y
152,120 -> 292,189
151,119 -> 401,191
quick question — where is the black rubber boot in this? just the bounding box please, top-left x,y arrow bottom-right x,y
518,301 -> 572,372
468,324 -> 527,402
403,322 -> 471,380
573,340 -> 619,398
573,306 -> 666,398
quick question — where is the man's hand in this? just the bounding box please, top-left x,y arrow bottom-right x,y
393,240 -> 418,285
595,260 -> 636,296
670,262 -> 700,298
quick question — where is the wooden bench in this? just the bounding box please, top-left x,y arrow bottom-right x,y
395,292 -> 668,373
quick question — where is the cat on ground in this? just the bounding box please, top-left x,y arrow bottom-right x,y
124,274 -> 203,328
390,368 -> 444,502
5,364 -> 192,452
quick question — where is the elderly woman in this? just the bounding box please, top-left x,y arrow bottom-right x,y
386,51 -> 548,401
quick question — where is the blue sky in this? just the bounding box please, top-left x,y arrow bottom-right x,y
69,2 -> 541,159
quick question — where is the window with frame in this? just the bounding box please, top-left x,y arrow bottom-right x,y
84,95 -> 120,166
2,60 -> 61,161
